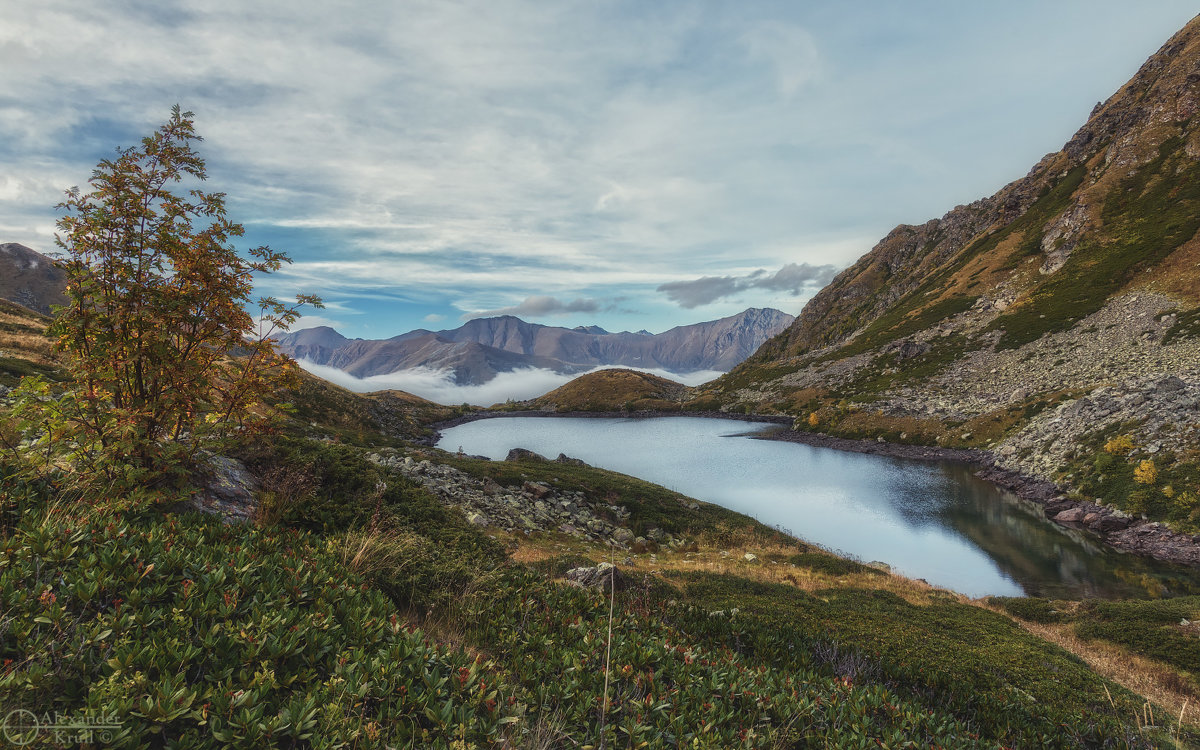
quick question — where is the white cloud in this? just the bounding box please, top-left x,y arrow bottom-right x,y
0,1 -> 853,296
658,262 -> 840,309
741,23 -> 822,97
296,360 -> 722,406
464,295 -> 601,320
422,313 -> 446,323
4,0 -> 1196,337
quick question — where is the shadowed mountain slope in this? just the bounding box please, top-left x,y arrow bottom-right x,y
0,243 -> 67,316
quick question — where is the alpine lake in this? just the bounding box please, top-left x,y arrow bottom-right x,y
438,415 -> 1200,599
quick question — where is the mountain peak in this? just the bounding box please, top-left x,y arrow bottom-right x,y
276,308 -> 794,385
752,15 -> 1200,363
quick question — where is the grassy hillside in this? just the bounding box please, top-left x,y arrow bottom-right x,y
0,298 -> 63,388
4,365 -> 1200,745
5,437 -> 1199,747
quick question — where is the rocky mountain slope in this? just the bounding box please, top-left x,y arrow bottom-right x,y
702,15 -> 1200,544
275,308 -> 793,384
0,243 -> 67,315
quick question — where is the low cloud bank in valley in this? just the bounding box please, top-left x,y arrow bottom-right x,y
297,360 -> 723,406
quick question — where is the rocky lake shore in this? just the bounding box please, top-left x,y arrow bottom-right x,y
428,410 -> 1200,569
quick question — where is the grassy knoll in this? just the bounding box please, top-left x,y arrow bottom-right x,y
518,368 -> 689,412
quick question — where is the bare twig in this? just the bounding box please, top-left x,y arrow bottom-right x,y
598,547 -> 616,749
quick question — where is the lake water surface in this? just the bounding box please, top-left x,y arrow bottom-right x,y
437,415 -> 1200,598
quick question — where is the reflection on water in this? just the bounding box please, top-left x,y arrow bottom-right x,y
437,416 -> 1200,598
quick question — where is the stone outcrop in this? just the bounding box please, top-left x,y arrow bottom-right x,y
565,562 -> 627,590
181,455 -> 259,523
368,451 -> 684,549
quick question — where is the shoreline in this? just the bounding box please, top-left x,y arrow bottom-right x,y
426,409 -> 1200,569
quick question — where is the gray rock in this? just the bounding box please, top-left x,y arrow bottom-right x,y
505,448 -> 547,462
565,562 -> 627,591
183,454 -> 258,523
613,527 -> 635,545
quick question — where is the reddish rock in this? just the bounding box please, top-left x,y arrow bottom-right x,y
1054,508 -> 1085,523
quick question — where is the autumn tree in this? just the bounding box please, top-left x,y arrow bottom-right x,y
9,106 -> 319,499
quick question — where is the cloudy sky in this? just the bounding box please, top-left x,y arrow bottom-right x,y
3,1 -> 1197,338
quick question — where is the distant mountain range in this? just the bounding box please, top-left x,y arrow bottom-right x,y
274,308 -> 794,385
0,243 -> 67,316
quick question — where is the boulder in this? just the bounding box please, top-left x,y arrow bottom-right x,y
565,562 -> 627,591
505,448 -> 547,462
554,453 -> 588,466
523,481 -> 553,499
889,339 -> 929,360
612,527 -> 635,545
1054,507 -> 1085,523
184,454 -> 258,523
1090,514 -> 1134,533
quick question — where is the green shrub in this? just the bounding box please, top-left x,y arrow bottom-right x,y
0,502 -> 517,748
1074,598 -> 1200,689
787,552 -> 885,577
988,596 -> 1066,624
463,569 -> 985,748
663,572 -> 1174,747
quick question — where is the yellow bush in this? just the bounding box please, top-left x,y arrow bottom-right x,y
807,412 -> 820,428
1103,435 -> 1135,455
1132,460 -> 1157,485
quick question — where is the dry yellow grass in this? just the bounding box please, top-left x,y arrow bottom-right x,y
508,527 -> 1199,739
1135,231 -> 1200,304
0,301 -> 58,367
508,530 -> 959,608
980,603 -> 1199,731
0,332 -> 58,365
